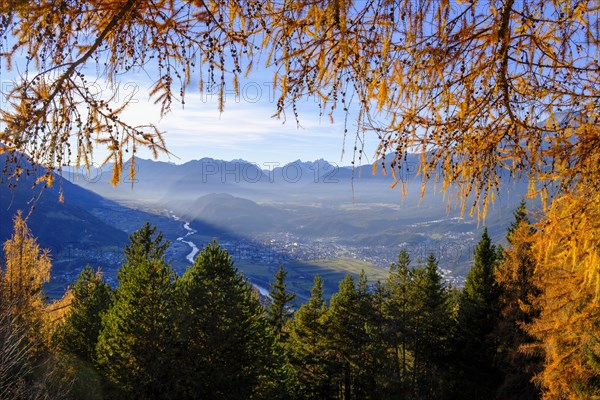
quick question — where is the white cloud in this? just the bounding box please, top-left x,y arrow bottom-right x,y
117,86 -> 358,163
1,69 -> 376,165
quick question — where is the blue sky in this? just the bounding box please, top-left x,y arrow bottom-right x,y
115,75 -> 376,166
0,52 -> 380,166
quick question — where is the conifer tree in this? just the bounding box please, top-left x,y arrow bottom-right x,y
526,247 -> 600,399
367,280 -> 396,398
411,254 -> 451,399
0,213 -> 74,399
384,249 -> 413,394
287,275 -> 333,399
53,266 -> 113,399
453,228 -> 502,400
4,0 -> 600,225
124,222 -> 169,264
495,203 -> 541,400
0,297 -> 33,400
55,266 -> 113,363
353,272 -> 383,399
267,264 -> 296,342
176,240 -> 276,400
266,265 -> 297,398
326,274 -> 369,399
1,212 -> 51,334
506,200 -> 532,241
525,191 -> 600,398
299,272 -> 396,400
96,224 -> 177,399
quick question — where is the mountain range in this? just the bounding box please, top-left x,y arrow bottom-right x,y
1,152 -> 532,300
0,153 -> 196,297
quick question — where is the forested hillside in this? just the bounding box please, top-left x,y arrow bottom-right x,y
1,201 -> 597,399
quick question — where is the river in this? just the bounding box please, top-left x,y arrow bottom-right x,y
169,211 -> 199,263
168,211 -> 269,299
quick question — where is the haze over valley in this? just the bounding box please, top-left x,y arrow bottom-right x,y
0,154 -> 530,301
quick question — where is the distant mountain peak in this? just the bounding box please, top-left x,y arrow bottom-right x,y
287,158 -> 334,168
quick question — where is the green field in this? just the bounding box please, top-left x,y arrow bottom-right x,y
235,257 -> 389,304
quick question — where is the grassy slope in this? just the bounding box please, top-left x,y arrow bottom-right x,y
235,257 -> 388,304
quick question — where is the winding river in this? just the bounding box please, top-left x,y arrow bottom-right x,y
168,211 -> 269,298
169,212 -> 199,263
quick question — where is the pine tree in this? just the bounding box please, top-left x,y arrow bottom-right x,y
384,249 -> 413,395
453,228 -> 502,400
366,280 -> 396,398
55,266 -> 113,363
266,265 -> 297,398
123,222 -> 169,264
410,254 -> 451,399
52,266 -> 113,399
506,200 -> 532,242
495,204 -> 541,400
326,274 -> 368,400
176,240 -> 276,400
287,275 -> 333,399
267,264 -> 296,341
96,224 -> 178,399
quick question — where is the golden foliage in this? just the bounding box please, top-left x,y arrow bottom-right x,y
263,0 -> 600,215
495,220 -> 542,398
0,0 -> 597,208
535,189 -> 600,293
2,6 -> 600,391
526,190 -> 600,398
1,212 -> 52,345
496,221 -> 538,324
0,0 -> 256,185
0,212 -> 73,350
42,289 -> 73,348
1,212 -> 51,319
